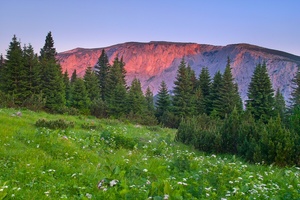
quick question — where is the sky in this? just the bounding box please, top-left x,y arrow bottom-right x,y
1,0 -> 300,57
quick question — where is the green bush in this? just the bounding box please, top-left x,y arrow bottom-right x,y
176,114 -> 221,153
35,118 -> 75,129
100,130 -> 138,149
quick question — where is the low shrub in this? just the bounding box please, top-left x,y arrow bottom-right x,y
35,118 -> 75,129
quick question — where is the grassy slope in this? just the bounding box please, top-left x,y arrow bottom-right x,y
0,108 -> 299,199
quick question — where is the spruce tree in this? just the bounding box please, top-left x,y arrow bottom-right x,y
106,57 -> 127,117
83,66 -> 101,102
274,88 -> 286,120
0,35 -> 27,105
70,69 -> 77,85
95,49 -> 110,101
216,58 -> 242,118
70,78 -> 90,113
63,70 -> 71,106
197,67 -> 211,114
145,86 -> 155,114
39,32 -> 65,111
290,67 -> 300,110
246,62 -> 274,122
127,78 -> 146,114
155,81 -> 171,119
23,44 -> 41,96
172,58 -> 195,117
0,54 -> 4,84
209,71 -> 223,116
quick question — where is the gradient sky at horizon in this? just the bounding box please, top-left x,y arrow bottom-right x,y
1,0 -> 300,57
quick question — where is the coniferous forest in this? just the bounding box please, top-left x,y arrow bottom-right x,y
1,33 -> 299,166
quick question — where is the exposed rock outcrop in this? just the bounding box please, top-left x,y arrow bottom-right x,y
57,41 -> 300,103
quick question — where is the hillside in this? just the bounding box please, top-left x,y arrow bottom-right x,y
0,108 -> 299,199
57,42 -> 300,102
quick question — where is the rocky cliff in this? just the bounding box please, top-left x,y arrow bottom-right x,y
57,41 -> 300,103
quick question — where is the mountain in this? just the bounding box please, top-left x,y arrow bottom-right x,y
57,41 -> 300,103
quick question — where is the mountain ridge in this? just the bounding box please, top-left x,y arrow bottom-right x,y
57,41 -> 300,103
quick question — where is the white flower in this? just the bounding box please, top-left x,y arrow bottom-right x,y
164,194 -> 169,200
110,179 -> 119,187
86,193 -> 92,199
146,180 -> 151,185
143,169 -> 148,172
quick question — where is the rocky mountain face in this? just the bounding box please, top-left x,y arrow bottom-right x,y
57,41 -> 300,103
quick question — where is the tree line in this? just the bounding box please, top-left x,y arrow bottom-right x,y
0,33 -> 299,166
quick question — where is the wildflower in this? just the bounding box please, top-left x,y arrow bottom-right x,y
44,191 -> 50,196
86,193 -> 92,199
97,179 -> 105,189
143,169 -> 148,172
110,179 -> 119,187
229,181 -> 233,184
11,194 -> 15,197
146,180 -> 151,185
164,194 -> 169,200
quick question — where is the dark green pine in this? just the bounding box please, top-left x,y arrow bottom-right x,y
39,32 -> 66,111
216,57 -> 242,118
246,62 -> 274,122
0,35 -> 27,105
172,58 -> 195,117
95,49 -> 110,101
197,67 -> 212,114
70,78 -> 90,111
155,81 -> 171,119
84,66 -> 101,102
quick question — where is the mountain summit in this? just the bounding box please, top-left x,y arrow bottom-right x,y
57,42 -> 300,102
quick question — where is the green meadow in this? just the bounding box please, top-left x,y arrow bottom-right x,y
0,108 -> 299,199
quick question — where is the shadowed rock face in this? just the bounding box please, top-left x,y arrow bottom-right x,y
57,41 -> 300,103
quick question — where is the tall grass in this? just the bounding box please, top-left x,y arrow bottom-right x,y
0,108 -> 299,199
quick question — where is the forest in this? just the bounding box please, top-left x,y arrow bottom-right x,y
0,32 -> 299,166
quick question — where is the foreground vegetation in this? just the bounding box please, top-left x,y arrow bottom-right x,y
0,108 -> 299,199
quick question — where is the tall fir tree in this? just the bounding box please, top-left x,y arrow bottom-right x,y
70,69 -> 77,85
215,57 -> 242,118
290,67 -> 300,111
246,62 -> 274,122
155,81 -> 171,120
274,88 -> 286,120
63,70 -> 71,106
127,78 -> 146,114
197,67 -> 211,114
95,49 -> 110,101
209,71 -> 223,116
106,57 -> 127,117
0,35 -> 27,105
23,44 -> 41,96
145,86 -> 155,114
0,54 -> 4,85
83,66 -> 101,102
39,32 -> 65,111
172,58 -> 195,117
70,78 -> 90,112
